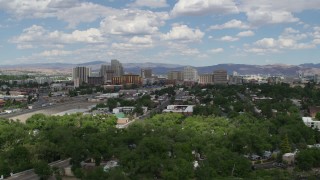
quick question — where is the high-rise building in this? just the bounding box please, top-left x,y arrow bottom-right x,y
167,71 -> 183,81
111,59 -> 124,77
315,74 -> 319,84
141,68 -> 152,78
213,69 -> 228,84
183,66 -> 198,81
73,66 -> 91,87
199,74 -> 214,84
100,64 -> 113,84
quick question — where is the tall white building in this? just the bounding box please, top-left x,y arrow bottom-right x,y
111,59 -> 124,77
183,66 -> 198,81
73,66 -> 91,87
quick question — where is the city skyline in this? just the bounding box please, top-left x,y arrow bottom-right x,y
0,0 -> 320,66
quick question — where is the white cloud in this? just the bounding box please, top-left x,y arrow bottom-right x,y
162,24 -> 204,42
237,30 -> 255,37
129,36 -> 153,44
209,48 -> 224,53
245,10 -> 299,25
246,35 -> 316,54
38,49 -> 72,57
100,9 -> 169,35
0,0 -> 117,28
10,25 -> 104,49
128,0 -> 169,9
209,19 -> 250,30
171,0 -> 238,17
56,2 -> 115,28
220,36 -> 239,42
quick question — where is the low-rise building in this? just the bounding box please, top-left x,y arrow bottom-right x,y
163,105 -> 194,115
302,117 -> 320,129
282,153 -> 295,165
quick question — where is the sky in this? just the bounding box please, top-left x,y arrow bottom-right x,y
0,0 -> 320,66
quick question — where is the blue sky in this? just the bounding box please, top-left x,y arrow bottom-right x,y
0,0 -> 320,66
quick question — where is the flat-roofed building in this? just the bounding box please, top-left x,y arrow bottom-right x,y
199,74 -> 214,84
183,66 -> 198,82
213,69 -> 228,84
141,68 -> 152,78
73,66 -> 91,87
167,71 -> 183,81
112,74 -> 142,85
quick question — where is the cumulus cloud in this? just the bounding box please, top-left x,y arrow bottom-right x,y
246,35 -> 316,54
220,36 -> 239,42
237,30 -> 255,37
10,25 -> 104,49
245,10 -> 299,26
171,0 -> 238,17
162,24 -> 204,42
128,0 -> 169,9
209,48 -> 224,53
100,9 -> 169,35
38,49 -> 72,57
0,0 -> 116,28
209,19 -> 250,30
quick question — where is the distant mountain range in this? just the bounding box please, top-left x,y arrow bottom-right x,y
1,61 -> 320,76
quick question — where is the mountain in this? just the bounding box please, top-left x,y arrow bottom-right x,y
1,61 -> 320,76
300,63 -> 320,68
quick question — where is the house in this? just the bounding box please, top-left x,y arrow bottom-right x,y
302,117 -> 320,130
103,160 -> 119,172
282,153 -> 295,165
309,106 -> 320,118
163,105 -> 194,115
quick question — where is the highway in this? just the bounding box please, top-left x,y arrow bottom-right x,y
6,159 -> 71,180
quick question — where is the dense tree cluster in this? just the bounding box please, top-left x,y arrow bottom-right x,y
1,84 -> 320,179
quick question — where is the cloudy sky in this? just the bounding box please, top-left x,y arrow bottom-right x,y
0,0 -> 320,66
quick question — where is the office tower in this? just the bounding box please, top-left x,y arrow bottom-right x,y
111,59 -> 124,77
73,66 -> 91,87
141,68 -> 152,78
183,66 -> 198,81
100,64 -> 113,84
199,74 -> 214,84
213,69 -> 228,84
167,71 -> 183,81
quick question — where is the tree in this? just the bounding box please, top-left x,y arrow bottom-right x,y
107,98 -> 118,111
280,134 -> 291,154
33,161 -> 52,180
133,105 -> 144,116
6,88 -> 10,95
316,112 -> 320,120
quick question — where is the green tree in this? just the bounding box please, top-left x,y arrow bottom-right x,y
280,134 -> 291,154
107,98 -> 117,111
316,112 -> 320,120
33,161 -> 52,180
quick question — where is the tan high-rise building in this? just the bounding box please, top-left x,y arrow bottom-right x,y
100,64 -> 113,84
167,71 -> 183,81
73,66 -> 91,87
183,66 -> 198,81
199,74 -> 214,84
141,68 -> 152,78
213,69 -> 228,84
111,59 -> 124,77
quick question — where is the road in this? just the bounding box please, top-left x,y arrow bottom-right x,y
6,159 -> 71,180
0,100 -> 95,123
